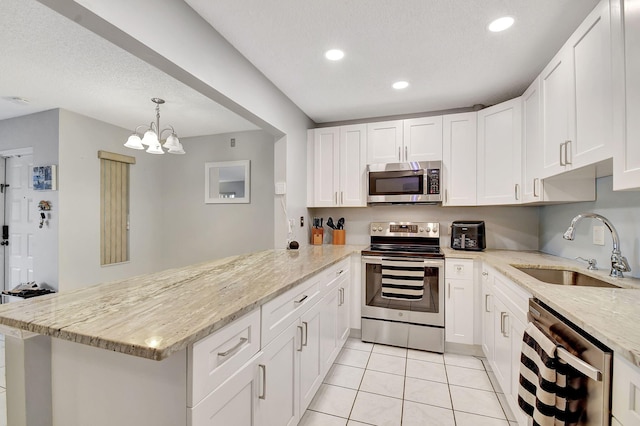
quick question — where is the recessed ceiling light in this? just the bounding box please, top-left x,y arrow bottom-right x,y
392,81 -> 409,90
488,16 -> 514,32
325,49 -> 345,61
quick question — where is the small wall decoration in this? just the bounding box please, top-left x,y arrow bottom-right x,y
33,165 -> 57,191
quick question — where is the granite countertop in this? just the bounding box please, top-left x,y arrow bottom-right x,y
0,245 -> 362,361
445,248 -> 640,367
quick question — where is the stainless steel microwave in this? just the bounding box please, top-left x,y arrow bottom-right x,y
367,161 -> 442,204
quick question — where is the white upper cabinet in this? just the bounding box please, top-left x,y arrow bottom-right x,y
541,0 -> 613,178
521,78 -> 543,203
477,98 -> 523,205
309,125 -> 367,207
612,0 -> 640,190
403,116 -> 443,162
367,120 -> 403,164
442,112 -> 477,206
367,117 -> 442,164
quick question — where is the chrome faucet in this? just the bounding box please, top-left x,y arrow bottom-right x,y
563,213 -> 631,278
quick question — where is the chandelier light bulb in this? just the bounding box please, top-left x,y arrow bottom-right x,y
124,134 -> 144,150
124,98 -> 186,155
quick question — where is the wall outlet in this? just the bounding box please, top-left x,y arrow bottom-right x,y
593,226 -> 605,246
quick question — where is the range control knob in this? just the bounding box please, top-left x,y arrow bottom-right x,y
378,227 -> 383,232
419,228 -> 424,233
425,227 -> 431,233
433,224 -> 438,232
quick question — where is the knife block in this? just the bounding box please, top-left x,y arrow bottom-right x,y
333,230 -> 345,245
311,228 -> 323,245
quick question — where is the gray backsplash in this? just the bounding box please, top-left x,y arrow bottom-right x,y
539,176 -> 640,279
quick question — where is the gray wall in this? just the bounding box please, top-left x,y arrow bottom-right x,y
310,205 -> 540,250
58,109 -> 166,290
161,130 -> 275,269
539,176 -> 640,278
0,110 -> 60,290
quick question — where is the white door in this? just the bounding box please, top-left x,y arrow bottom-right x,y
299,301 -> 322,413
445,278 -> 474,345
442,112 -> 477,206
257,321 -> 299,426
339,124 -> 367,207
337,277 -> 350,346
477,98 -> 523,205
313,128 -> 339,207
5,154 -> 35,291
571,0 -> 612,168
403,116 -> 443,162
492,296 -> 512,395
522,78 -> 543,203
366,120 -> 403,164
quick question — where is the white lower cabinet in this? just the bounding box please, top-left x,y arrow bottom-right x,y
481,264 -> 531,426
445,259 -> 475,345
612,354 -> 640,426
299,300 -> 323,413
189,258 -> 352,426
258,321 -> 299,426
189,355 -> 262,426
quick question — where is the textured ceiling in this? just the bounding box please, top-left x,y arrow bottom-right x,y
0,0 -> 258,137
186,0 -> 600,123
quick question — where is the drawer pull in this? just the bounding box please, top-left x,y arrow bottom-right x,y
217,337 -> 248,357
339,288 -> 344,306
294,295 -> 308,304
259,364 -> 266,400
485,295 -> 491,313
297,325 -> 304,351
302,322 -> 308,347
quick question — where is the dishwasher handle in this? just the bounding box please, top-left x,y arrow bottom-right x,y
556,347 -> 603,382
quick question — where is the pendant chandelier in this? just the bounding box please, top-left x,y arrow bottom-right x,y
124,98 -> 185,155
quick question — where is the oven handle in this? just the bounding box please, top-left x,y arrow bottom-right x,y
361,256 -> 444,267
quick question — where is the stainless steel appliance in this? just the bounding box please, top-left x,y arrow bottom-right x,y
367,161 -> 442,204
361,221 -> 445,352
451,220 -> 486,251
528,299 -> 612,425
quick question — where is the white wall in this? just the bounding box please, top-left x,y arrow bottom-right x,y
0,110 -> 60,290
58,109 -> 165,290
161,130 -> 275,268
539,176 -> 640,278
41,0 -> 315,249
309,205 -> 540,250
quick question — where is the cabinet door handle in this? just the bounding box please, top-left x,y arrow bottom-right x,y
485,295 -> 491,312
500,312 -> 509,337
533,178 -> 539,198
294,295 -> 308,304
405,146 -> 408,161
259,364 -> 267,400
335,192 -> 338,204
559,142 -> 566,166
217,337 -> 248,357
338,288 -> 344,306
297,325 -> 304,351
500,312 -> 506,334
340,191 -> 344,204
514,184 -> 520,201
398,147 -> 401,161
565,140 -> 572,165
302,322 -> 308,347
444,189 -> 448,204
447,282 -> 451,299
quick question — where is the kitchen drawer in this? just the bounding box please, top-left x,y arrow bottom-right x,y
445,259 -> 474,280
612,354 -> 640,426
493,272 -> 531,324
322,259 -> 350,292
188,308 -> 261,407
261,275 -> 321,347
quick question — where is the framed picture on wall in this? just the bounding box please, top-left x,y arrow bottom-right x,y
33,165 -> 57,191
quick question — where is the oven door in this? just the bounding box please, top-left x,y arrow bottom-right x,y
361,256 -> 444,326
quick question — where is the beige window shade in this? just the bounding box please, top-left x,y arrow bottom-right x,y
98,151 -> 135,265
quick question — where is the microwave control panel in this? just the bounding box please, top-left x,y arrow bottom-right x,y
427,169 -> 440,194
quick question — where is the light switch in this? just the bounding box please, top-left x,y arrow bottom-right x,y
593,226 -> 605,246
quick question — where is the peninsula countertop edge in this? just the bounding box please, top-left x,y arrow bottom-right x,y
0,245 -> 364,361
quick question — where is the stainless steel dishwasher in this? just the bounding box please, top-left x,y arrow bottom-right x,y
528,298 -> 613,426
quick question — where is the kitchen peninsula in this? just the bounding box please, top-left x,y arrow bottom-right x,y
0,245 -> 361,426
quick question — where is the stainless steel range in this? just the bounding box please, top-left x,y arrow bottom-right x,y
361,221 -> 445,353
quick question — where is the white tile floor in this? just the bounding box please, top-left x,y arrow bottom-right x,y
300,338 -> 519,426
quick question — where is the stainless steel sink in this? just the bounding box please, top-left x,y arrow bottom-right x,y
514,267 -> 620,288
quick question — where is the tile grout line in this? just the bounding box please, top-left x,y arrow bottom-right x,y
443,355 -> 459,426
